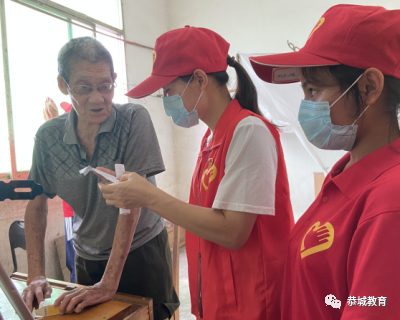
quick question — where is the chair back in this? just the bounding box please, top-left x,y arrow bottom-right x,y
9,220 -> 26,273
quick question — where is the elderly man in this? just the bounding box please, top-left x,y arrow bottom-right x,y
22,37 -> 179,320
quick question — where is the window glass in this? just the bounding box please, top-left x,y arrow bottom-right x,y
0,15 -> 11,174
71,22 -> 94,38
97,31 -> 128,104
6,0 -> 69,171
53,0 -> 122,29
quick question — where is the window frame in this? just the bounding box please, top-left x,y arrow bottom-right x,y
0,0 -> 125,180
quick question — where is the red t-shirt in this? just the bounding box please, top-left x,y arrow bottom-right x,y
282,138 -> 400,320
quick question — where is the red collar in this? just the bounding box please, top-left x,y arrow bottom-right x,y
328,138 -> 400,198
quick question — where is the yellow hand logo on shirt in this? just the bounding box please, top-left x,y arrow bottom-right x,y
201,164 -> 217,191
300,221 -> 334,259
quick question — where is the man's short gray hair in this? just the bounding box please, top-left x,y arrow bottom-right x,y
58,37 -> 114,83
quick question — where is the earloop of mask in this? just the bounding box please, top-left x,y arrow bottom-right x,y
330,73 -> 365,108
352,104 -> 371,125
328,71 -> 370,125
181,74 -> 194,98
193,91 -> 204,111
181,73 -> 203,112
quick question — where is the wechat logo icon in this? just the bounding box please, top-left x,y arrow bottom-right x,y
325,294 -> 341,309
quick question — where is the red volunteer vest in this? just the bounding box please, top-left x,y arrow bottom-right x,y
187,99 -> 294,320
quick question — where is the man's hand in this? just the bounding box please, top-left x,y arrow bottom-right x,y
21,276 -> 52,312
53,282 -> 115,314
97,168 -> 154,209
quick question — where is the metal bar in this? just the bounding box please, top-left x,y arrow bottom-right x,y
0,263 -> 34,320
117,0 -> 123,37
67,19 -> 72,40
0,0 -> 17,179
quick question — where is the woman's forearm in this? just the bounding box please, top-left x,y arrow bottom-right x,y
146,187 -> 256,250
99,172 -> 257,250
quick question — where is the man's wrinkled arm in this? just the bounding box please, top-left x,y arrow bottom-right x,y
100,207 -> 141,291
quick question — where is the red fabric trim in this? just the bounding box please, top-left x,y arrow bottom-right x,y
62,201 -> 74,218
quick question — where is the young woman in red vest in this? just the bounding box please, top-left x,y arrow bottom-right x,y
250,5 -> 400,320
98,26 -> 294,320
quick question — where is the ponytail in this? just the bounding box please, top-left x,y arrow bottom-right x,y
227,55 -> 262,116
179,55 -> 262,116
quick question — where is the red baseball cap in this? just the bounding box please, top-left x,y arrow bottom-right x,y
250,5 -> 400,84
126,26 -> 230,98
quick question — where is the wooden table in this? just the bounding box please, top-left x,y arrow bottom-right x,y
0,273 -> 153,320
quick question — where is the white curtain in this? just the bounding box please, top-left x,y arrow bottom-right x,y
238,52 -> 331,174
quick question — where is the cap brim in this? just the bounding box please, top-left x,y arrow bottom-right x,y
250,51 -> 340,84
125,74 -> 178,99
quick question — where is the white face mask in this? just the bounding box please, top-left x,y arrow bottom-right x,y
298,73 -> 370,151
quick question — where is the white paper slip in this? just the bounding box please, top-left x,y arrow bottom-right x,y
115,164 -> 131,215
79,165 -> 119,183
79,165 -> 131,215
32,300 -> 60,318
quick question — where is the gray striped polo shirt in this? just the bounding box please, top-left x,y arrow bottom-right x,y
28,103 -> 165,260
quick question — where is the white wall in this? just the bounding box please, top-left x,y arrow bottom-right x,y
167,0 -> 400,54
122,0 -> 179,196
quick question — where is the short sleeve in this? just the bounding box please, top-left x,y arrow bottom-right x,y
212,117 -> 277,215
342,211 -> 400,319
122,107 -> 165,178
28,128 -> 57,199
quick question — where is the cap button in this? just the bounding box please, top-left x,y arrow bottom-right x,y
185,25 -> 190,28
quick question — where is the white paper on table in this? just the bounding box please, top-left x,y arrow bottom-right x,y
32,300 -> 60,318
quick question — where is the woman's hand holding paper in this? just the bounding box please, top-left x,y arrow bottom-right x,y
96,168 -> 153,209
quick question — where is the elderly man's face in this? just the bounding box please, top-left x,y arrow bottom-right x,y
59,58 -> 116,125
